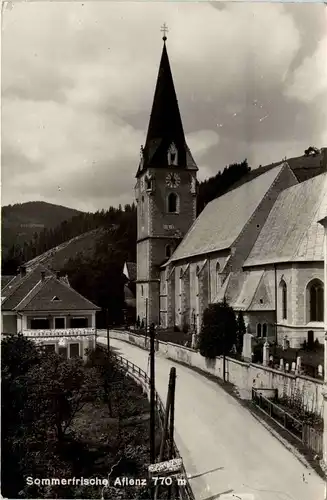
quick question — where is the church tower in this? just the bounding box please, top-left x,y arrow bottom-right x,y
135,29 -> 198,326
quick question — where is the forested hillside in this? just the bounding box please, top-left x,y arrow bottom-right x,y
2,201 -> 83,257
2,160 -> 249,325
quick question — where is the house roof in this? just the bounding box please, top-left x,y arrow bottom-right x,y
2,264 -> 99,312
1,265 -> 54,310
168,163 -> 287,263
244,172 -> 327,267
136,40 -> 197,177
14,275 -> 100,312
1,275 -> 16,290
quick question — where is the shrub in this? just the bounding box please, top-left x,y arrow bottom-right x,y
198,300 -> 237,359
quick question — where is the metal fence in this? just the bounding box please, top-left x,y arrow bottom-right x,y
97,345 -> 195,500
252,388 -> 323,457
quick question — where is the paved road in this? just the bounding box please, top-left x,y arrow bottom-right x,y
98,336 -> 325,500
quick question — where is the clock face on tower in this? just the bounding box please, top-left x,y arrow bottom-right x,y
166,172 -> 180,188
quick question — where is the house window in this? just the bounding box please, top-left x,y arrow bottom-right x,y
257,323 -> 262,338
216,262 -> 220,293
69,343 -> 80,358
262,323 -> 267,337
43,344 -> 56,354
70,317 -> 88,328
52,296 -> 60,302
307,279 -> 324,322
30,318 -> 50,330
168,192 -> 178,213
165,244 -> 172,259
141,285 -> 144,296
281,280 -> 287,320
54,317 -> 65,329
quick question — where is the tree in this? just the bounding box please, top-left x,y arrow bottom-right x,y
236,311 -> 246,354
198,300 -> 237,359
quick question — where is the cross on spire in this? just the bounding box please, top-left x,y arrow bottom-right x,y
161,23 -> 168,42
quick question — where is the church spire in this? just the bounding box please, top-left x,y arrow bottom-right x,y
136,28 -> 197,176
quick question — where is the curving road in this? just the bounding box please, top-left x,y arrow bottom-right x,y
98,336 -> 325,500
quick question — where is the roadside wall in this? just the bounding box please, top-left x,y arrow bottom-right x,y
98,329 -> 324,416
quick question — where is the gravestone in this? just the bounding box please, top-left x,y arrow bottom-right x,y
279,358 -> 284,370
191,333 -> 197,350
291,361 -> 296,372
285,362 -> 289,372
242,333 -> 253,362
318,365 -> 323,377
296,356 -> 301,374
263,341 -> 269,366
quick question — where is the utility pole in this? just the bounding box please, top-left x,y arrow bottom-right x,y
149,322 -> 156,465
168,367 -> 176,500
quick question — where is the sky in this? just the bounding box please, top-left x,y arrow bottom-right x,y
1,1 -> 327,212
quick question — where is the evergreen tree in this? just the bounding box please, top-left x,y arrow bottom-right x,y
236,310 -> 246,354
198,300 -> 237,359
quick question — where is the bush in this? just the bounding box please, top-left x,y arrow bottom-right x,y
173,325 -> 180,332
198,300 -> 237,359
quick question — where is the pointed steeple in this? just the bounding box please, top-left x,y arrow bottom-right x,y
136,35 -> 197,177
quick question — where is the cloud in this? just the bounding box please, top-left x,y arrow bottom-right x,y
285,34 -> 327,102
1,2 -> 326,211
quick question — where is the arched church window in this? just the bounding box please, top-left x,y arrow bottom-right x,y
257,323 -> 262,338
141,285 -> 144,297
165,244 -> 172,259
262,323 -> 267,337
280,280 -> 287,320
195,265 -> 200,296
168,143 -> 178,166
168,192 -> 178,213
307,279 -> 324,322
216,262 -> 220,293
141,195 -> 144,216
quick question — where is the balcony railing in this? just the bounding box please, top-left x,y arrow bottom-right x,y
21,328 -> 96,338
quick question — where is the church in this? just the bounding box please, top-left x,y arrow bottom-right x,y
135,34 -> 327,348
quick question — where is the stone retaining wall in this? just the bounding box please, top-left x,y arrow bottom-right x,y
99,329 -> 324,416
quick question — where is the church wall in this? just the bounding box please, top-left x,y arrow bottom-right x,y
244,311 -> 275,338
244,262 -> 324,347
208,252 -> 231,301
292,262 -> 324,325
137,240 -> 150,281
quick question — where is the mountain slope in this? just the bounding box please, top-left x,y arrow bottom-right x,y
2,201 -> 84,256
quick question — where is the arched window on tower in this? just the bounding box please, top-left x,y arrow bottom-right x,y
307,279 -> 324,322
280,280 -> 287,320
168,143 -> 178,166
216,262 -> 220,293
167,192 -> 178,213
165,244 -> 172,259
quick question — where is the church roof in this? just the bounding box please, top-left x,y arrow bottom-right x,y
136,40 -> 197,176
168,163 -> 287,262
245,173 -> 327,266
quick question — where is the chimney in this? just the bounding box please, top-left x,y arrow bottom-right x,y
41,271 -> 46,282
19,266 -> 26,278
